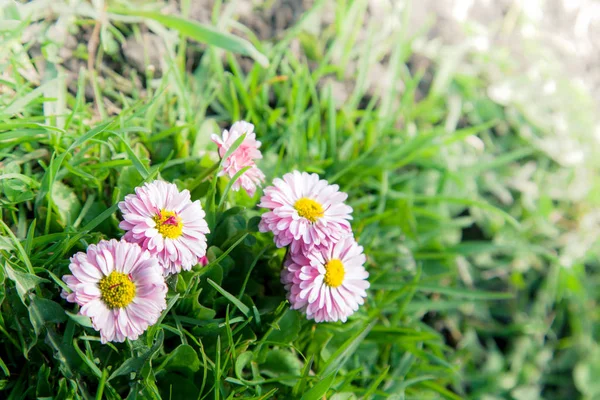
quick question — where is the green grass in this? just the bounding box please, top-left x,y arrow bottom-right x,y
1,0 -> 599,399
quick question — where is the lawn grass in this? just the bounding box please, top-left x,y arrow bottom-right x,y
1,0 -> 599,399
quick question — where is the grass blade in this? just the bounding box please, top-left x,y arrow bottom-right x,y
108,9 -> 268,67
321,319 -> 376,376
207,278 -> 250,318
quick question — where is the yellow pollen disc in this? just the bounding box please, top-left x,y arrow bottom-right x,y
154,209 -> 183,239
98,272 -> 136,309
294,198 -> 324,223
324,259 -> 345,288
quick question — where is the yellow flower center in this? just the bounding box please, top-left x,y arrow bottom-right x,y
98,271 -> 136,309
324,259 -> 345,288
154,209 -> 183,239
294,198 -> 324,223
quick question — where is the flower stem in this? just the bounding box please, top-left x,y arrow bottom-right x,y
95,368 -> 108,400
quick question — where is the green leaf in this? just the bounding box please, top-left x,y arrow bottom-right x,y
0,219 -> 35,276
207,278 -> 250,318
65,311 -> 93,328
57,202 -> 120,262
157,345 -> 200,377
362,366 -> 390,398
0,235 -> 15,251
147,294 -> 180,345
260,350 -> 302,387
55,378 -> 77,399
157,373 -> 200,400
0,356 -> 9,376
330,394 -> 357,400
416,284 -> 514,300
51,181 -> 82,227
117,166 -> 144,199
201,234 -> 249,274
197,262 -> 223,303
3,263 -> 48,304
192,119 -> 220,156
118,133 -> 150,179
321,319 -> 376,376
574,347 -> 600,398
234,351 -> 253,381
73,338 -> 102,378
35,120 -> 115,213
0,78 -> 61,117
300,372 -> 337,400
176,290 -> 216,321
109,330 -> 164,381
44,327 -> 83,379
28,296 -> 67,336
217,165 -> 251,209
411,194 -> 521,229
367,327 -> 440,343
246,216 -> 261,233
36,364 -> 52,398
292,355 -> 314,397
264,309 -> 301,344
109,9 -> 269,67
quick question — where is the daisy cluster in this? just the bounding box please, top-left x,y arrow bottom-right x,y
61,121 -> 368,344
259,171 -> 370,322
61,179 -> 210,343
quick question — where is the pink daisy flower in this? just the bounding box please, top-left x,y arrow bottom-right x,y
118,180 -> 210,275
61,239 -> 167,343
281,236 -> 369,323
258,171 -> 353,252
211,120 -> 265,197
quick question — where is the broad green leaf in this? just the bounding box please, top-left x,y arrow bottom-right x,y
3,263 -> 48,304
192,119 -> 220,156
117,166 -> 144,198
28,296 -> 67,336
234,351 -> 253,381
157,345 -> 200,377
157,373 -> 200,400
264,309 -> 301,344
51,181 -> 82,227
260,350 -> 303,387
44,327 -> 83,379
0,235 -> 14,252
